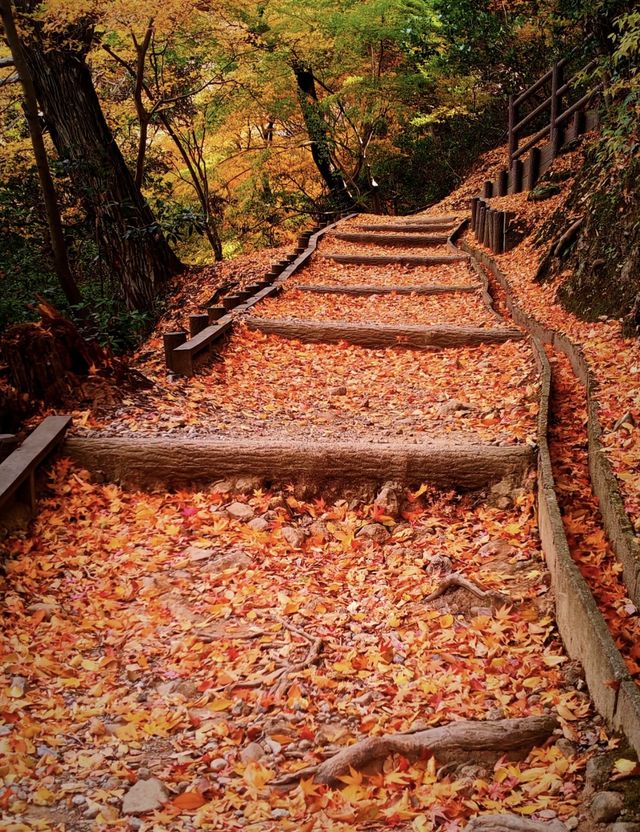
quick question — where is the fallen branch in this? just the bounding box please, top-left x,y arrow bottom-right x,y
464,815 -> 567,832
272,715 -> 557,786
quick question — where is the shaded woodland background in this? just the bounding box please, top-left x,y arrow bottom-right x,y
0,0 -> 638,351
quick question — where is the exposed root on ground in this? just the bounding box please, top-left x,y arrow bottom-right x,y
424,572 -> 508,604
464,814 -> 568,831
272,715 -> 558,786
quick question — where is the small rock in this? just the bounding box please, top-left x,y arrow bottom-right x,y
585,755 -> 612,789
271,809 -> 289,819
565,818 -> 579,830
204,550 -> 251,574
234,476 -> 262,495
136,767 -> 151,781
424,555 -> 453,574
173,679 -> 197,699
212,480 -> 233,494
437,399 -> 472,416
281,526 -> 307,548
556,738 -> 576,758
186,546 -> 214,562
72,794 -> 86,806
590,791 -> 624,823
122,778 -> 169,815
329,385 -> 347,397
227,502 -> 254,520
248,516 -> 269,532
129,819 -> 143,830
240,742 -> 265,765
209,758 -> 226,772
495,496 -> 512,509
356,523 -> 389,543
374,482 -> 402,518
478,540 -> 517,558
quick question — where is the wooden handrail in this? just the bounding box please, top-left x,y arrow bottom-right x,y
512,59 -> 568,108
508,58 -> 599,164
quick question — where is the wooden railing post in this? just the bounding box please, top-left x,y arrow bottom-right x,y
550,61 -> 563,157
508,95 -> 517,164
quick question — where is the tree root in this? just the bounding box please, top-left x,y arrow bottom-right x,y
424,572 -> 508,606
464,814 -> 567,832
272,715 -> 558,787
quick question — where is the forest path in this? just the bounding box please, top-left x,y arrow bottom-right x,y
0,212 -> 604,830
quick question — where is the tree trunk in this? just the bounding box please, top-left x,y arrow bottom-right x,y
292,63 -> 355,211
0,0 -> 81,307
14,5 -> 182,311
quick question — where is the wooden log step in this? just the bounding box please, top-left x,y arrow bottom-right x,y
391,214 -> 459,225
323,253 -> 468,266
246,316 -> 523,349
355,222 -> 455,233
334,231 -> 449,246
65,436 -> 534,491
294,283 -> 480,296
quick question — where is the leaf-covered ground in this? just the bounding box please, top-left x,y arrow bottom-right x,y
294,257 -> 479,289
0,462 -> 603,831
251,289 -> 506,329
78,327 -> 538,444
319,236 -> 456,259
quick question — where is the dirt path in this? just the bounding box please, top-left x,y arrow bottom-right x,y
0,215 -> 633,831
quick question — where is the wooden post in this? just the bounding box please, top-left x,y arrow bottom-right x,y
207,306 -> 226,323
470,197 -> 479,232
477,204 -> 486,243
493,212 -> 504,254
526,147 -> 541,190
223,294 -> 241,310
508,95 -> 517,164
497,169 -> 508,197
483,181 -> 493,199
189,314 -> 209,337
163,331 -> 187,371
510,159 -> 524,194
483,209 -> 492,248
550,61 -> 563,157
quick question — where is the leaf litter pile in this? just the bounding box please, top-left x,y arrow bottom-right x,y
79,327 -> 538,444
251,289 -> 505,329
296,257 -> 479,289
1,461 -> 605,831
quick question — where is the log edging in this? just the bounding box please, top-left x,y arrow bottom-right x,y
166,214 -> 358,376
459,238 -> 640,757
64,436 -> 534,492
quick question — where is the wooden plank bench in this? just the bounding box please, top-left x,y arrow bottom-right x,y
0,415 -> 72,516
